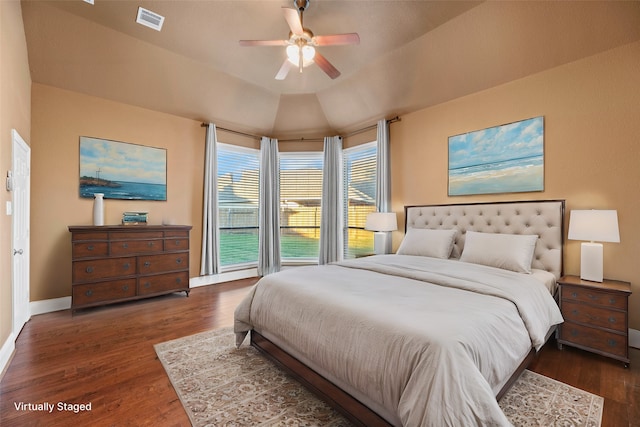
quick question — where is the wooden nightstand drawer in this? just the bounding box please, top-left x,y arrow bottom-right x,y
562,300 -> 626,333
560,322 -> 628,359
557,275 -> 631,365
562,284 -> 626,310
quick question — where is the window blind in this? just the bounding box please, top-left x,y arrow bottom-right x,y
343,142 -> 377,258
279,151 -> 324,261
217,143 -> 260,268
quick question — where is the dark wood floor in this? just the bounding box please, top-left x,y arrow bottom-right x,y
1,277 -> 639,426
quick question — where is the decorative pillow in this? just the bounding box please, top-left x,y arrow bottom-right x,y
460,231 -> 538,274
397,228 -> 457,259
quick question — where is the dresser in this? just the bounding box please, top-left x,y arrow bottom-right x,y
557,275 -> 631,366
69,225 -> 192,310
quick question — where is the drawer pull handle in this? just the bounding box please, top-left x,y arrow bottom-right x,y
609,298 -> 617,304
123,263 -> 130,270
608,339 -> 617,347
176,277 -> 182,284
608,317 -> 616,324
148,242 -> 154,247
570,329 -> 579,337
571,292 -> 578,298
86,266 -> 94,273
122,285 -> 129,291
122,243 -> 128,248
144,261 -> 151,267
175,240 -> 181,245
144,282 -> 151,288
176,258 -> 183,264
587,294 -> 598,300
85,289 -> 93,297
571,309 -> 579,316
87,245 -> 94,251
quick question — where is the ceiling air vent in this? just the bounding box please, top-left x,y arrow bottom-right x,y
136,7 -> 164,31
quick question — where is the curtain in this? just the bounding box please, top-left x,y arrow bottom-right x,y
376,119 -> 392,253
376,118 -> 391,212
319,136 -> 344,265
258,137 -> 281,276
200,123 -> 220,275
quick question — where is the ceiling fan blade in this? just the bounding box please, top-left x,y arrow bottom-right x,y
239,40 -> 288,47
282,7 -> 303,36
314,33 -> 360,46
313,51 -> 341,80
275,59 -> 294,80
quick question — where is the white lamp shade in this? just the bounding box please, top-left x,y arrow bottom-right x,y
568,209 -> 619,282
568,210 -> 620,243
365,212 -> 398,232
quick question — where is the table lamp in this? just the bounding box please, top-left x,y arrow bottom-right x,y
365,212 -> 397,255
567,209 -> 620,282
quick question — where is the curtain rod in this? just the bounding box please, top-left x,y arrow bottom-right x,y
200,123 -> 262,140
200,116 -> 401,142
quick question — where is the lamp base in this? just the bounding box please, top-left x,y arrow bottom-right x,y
580,242 -> 603,282
373,232 -> 391,255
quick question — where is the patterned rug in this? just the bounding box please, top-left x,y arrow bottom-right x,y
154,327 -> 603,427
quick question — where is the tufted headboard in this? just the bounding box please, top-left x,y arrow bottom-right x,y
404,200 -> 565,279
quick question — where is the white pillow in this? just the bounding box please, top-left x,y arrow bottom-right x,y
397,228 -> 457,259
460,231 -> 538,274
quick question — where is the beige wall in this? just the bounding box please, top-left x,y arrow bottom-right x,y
31,84 -> 205,301
0,1 -> 31,358
390,40 -> 640,329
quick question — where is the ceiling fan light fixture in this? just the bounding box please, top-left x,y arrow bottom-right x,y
286,45 -> 315,67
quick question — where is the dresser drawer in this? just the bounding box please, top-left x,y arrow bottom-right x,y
73,279 -> 136,306
560,322 -> 628,358
73,257 -> 136,282
110,239 -> 163,256
562,284 -> 626,310
137,271 -> 189,295
110,231 -> 163,240
138,253 -> 188,274
72,231 -> 109,242
562,300 -> 627,333
72,241 -> 109,258
165,237 -> 189,252
164,230 -> 189,238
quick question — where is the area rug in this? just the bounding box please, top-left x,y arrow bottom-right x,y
154,327 -> 603,427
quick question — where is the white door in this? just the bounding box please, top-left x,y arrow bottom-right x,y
12,129 -> 30,336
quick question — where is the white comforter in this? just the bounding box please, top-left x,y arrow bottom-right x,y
234,255 -> 563,426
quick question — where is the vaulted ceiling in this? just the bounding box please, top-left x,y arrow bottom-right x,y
20,0 -> 640,139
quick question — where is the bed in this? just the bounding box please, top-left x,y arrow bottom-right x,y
235,200 -> 565,426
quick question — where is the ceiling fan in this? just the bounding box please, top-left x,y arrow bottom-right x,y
239,0 -> 360,80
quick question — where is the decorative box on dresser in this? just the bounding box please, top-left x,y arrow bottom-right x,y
69,225 -> 192,310
557,275 -> 632,366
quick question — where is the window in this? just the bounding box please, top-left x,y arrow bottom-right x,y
217,143 -> 260,269
343,142 -> 377,258
279,152 -> 324,261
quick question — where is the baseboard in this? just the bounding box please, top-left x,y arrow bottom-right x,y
0,331 -> 17,380
629,328 -> 640,349
30,296 -> 71,316
190,268 -> 258,288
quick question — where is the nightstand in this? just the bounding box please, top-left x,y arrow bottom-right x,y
557,275 -> 631,366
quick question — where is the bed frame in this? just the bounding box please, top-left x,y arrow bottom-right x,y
251,199 -> 566,427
